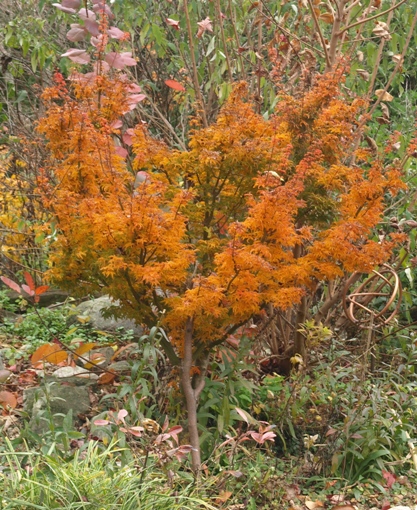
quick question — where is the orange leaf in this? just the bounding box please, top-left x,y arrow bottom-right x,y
98,371 -> 116,385
31,343 -> 68,365
0,390 -> 17,409
165,79 -> 185,92
35,285 -> 50,296
73,342 -> 97,361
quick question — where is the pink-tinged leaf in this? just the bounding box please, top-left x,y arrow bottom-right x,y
94,419 -> 110,426
326,427 -> 337,437
67,24 -> 87,42
162,415 -> 169,433
108,27 -> 126,39
90,35 -> 104,48
63,0 -> 81,7
166,18 -> 180,30
225,470 -> 243,478
235,407 -> 250,423
249,431 -> 261,442
84,18 -> 100,36
196,17 -> 213,39
93,60 -> 109,73
259,431 -> 276,443
382,470 -> 396,489
167,445 -> 193,461
381,501 -> 391,510
115,146 -> 128,158
78,8 -> 96,20
104,52 -> 136,69
167,425 -> 183,435
117,409 -> 128,423
127,93 -> 146,105
22,284 -> 35,297
0,276 -> 21,294
165,79 -> 185,92
122,130 -> 134,146
53,3 -> 77,14
93,3 -> 114,18
111,120 -> 123,129
128,426 -> 144,437
23,272 -> 35,291
61,49 -> 90,64
126,83 -> 141,93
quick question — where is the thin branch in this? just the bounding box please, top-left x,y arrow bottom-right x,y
215,0 -> 233,83
338,0 -> 409,35
183,0 -> 208,127
306,0 -> 332,70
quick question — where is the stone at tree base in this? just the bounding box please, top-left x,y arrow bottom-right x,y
23,384 -> 90,434
73,296 -> 144,336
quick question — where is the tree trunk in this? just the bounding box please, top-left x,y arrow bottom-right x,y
294,296 -> 307,362
181,317 -> 202,473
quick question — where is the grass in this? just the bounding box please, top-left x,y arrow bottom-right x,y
0,440 -> 217,510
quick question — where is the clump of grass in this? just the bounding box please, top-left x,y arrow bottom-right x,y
0,440 -> 217,510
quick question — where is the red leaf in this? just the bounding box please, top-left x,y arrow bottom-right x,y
0,276 -> 21,294
382,470 -> 396,489
23,272 -> 35,292
381,501 -> 391,510
165,79 -> 185,92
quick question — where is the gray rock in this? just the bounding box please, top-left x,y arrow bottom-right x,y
24,383 -> 90,434
107,361 -> 131,374
73,296 -> 143,336
52,366 -> 99,381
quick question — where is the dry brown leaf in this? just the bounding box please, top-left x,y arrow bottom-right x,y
375,89 -> 394,102
305,500 -> 324,509
380,102 -> 390,119
356,69 -> 369,81
97,370 -> 116,385
0,390 -> 17,409
215,491 -> 233,504
320,12 -> 334,23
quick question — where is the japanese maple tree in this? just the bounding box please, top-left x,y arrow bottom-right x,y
35,0 -> 406,474
38,64 -> 404,470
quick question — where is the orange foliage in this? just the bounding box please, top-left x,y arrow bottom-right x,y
38,71 -> 405,355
